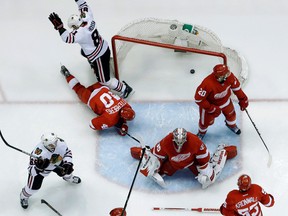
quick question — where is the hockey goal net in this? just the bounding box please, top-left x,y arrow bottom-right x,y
111,18 -> 248,99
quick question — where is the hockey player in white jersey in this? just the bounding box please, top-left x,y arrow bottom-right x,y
48,0 -> 133,99
20,133 -> 81,209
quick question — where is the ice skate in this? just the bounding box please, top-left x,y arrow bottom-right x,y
60,65 -> 71,78
63,175 -> 81,184
122,81 -> 134,99
20,193 -> 29,209
197,132 -> 206,140
225,122 -> 241,135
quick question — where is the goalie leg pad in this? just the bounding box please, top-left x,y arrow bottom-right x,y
211,146 -> 228,177
151,173 -> 166,188
196,163 -> 216,189
196,171 -> 215,189
140,150 -> 160,177
224,145 -> 237,159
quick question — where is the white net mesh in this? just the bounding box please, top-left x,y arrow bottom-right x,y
112,18 -> 248,90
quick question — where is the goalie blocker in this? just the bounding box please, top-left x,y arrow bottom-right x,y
131,144 -> 237,189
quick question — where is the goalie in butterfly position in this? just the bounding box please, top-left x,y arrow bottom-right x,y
194,64 -> 249,139
130,128 -> 237,188
60,65 -> 135,135
220,174 -> 274,215
20,133 -> 81,209
48,0 -> 133,99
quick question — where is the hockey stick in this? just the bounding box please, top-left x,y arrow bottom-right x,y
41,199 -> 62,216
153,207 -> 220,213
126,132 -> 142,145
114,126 -> 145,147
121,147 -> 146,216
0,130 -> 32,157
244,109 -> 272,167
0,130 -> 64,170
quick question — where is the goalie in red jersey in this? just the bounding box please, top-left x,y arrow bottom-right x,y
220,174 -> 274,216
60,65 -> 135,136
194,64 -> 249,139
130,128 -> 237,189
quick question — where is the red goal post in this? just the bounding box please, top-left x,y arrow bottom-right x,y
111,18 -> 248,86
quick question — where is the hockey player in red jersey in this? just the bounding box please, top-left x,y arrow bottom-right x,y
60,65 -> 135,135
220,174 -> 274,215
130,128 -> 237,188
48,0 -> 133,99
194,64 -> 248,139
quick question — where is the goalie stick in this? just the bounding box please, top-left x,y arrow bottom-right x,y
153,207 -> 220,213
244,109 -> 272,167
121,147 -> 146,216
41,199 -> 62,216
115,126 -> 146,148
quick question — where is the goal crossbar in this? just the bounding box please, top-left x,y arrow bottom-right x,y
111,35 -> 227,80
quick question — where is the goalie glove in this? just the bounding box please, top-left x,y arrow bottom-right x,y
48,12 -> 64,30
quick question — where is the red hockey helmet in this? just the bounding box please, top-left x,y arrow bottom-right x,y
213,64 -> 230,82
120,107 -> 135,121
110,208 -> 127,216
237,174 -> 251,192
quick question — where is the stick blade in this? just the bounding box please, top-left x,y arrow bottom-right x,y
267,154 -> 272,167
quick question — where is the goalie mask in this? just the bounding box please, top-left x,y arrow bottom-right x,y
41,132 -> 58,152
213,64 -> 230,83
67,14 -> 83,29
237,174 -> 251,192
172,128 -> 187,153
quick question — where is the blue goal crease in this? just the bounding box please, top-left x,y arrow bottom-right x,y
96,102 -> 242,193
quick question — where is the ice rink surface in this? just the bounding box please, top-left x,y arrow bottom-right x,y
0,0 -> 288,215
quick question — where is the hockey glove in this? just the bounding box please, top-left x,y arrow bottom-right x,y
48,12 -> 63,30
54,162 -> 74,177
35,157 -> 50,171
62,162 -> 74,175
238,96 -> 248,111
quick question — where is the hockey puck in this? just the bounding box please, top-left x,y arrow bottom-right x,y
190,69 -> 195,74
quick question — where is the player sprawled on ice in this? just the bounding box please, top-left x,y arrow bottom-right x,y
20,133 -> 81,209
194,64 -> 249,139
48,0 -> 133,99
130,128 -> 237,188
220,174 -> 274,215
60,65 -> 135,135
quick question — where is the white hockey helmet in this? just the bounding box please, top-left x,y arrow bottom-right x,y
41,132 -> 58,152
67,14 -> 83,29
172,128 -> 187,153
